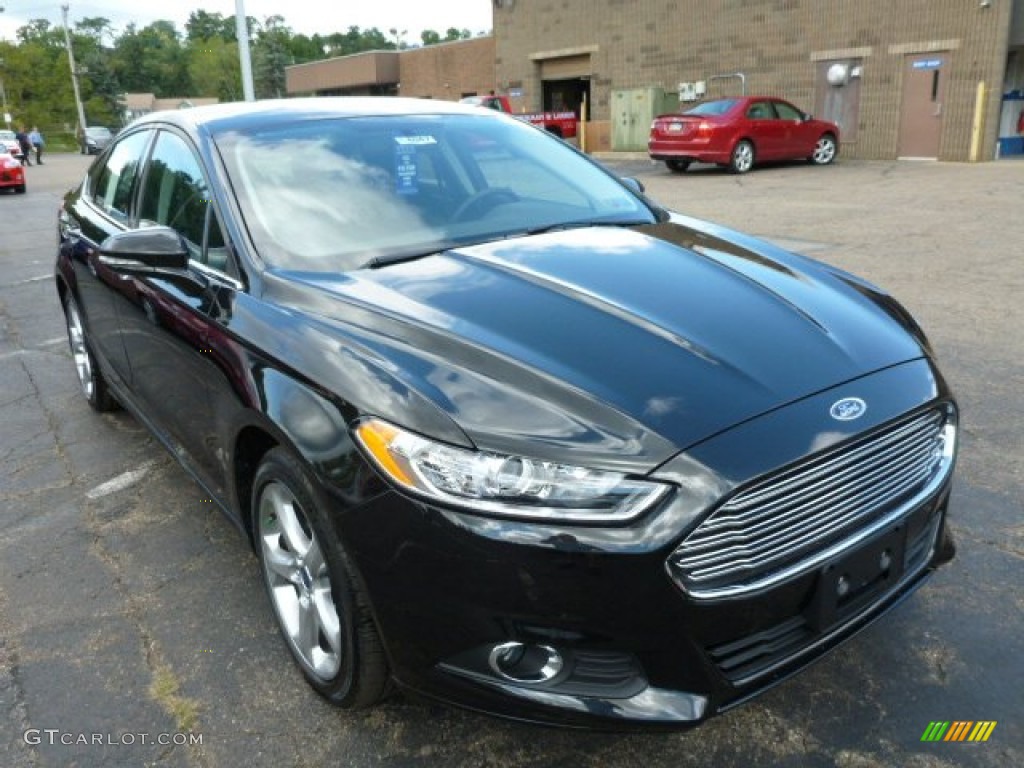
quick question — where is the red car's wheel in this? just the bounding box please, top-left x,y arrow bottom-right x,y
810,134 -> 838,165
665,158 -> 691,173
729,140 -> 755,174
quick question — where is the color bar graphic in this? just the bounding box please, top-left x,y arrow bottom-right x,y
921,721 -> 996,742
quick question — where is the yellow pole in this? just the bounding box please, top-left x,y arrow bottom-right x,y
969,81 -> 986,162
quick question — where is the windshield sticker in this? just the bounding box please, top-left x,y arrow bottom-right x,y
395,144 -> 419,195
394,136 -> 437,146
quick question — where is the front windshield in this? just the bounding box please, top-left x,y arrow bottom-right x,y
216,113 -> 656,271
0,130 -> 16,140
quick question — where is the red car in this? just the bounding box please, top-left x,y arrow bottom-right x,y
649,96 -> 839,174
1,152 -> 26,194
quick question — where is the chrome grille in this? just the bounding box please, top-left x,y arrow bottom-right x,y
671,408 -> 954,599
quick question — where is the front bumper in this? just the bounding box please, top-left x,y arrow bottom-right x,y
338,358 -> 957,728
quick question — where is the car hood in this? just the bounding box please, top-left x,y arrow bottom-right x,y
269,218 -> 925,471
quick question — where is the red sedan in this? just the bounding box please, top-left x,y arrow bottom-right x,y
649,96 -> 839,174
1,152 -> 26,194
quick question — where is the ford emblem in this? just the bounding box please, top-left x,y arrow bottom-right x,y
830,397 -> 867,421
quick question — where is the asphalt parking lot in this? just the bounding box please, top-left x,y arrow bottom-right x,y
1,151 -> 1021,767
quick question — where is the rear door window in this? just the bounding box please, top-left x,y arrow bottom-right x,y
773,101 -> 804,121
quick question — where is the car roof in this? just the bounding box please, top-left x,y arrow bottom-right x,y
128,97 -> 489,136
702,96 -> 791,103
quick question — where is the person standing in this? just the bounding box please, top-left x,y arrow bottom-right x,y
29,126 -> 44,165
15,127 -> 32,166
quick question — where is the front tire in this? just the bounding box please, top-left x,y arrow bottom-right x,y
665,158 -> 691,173
63,295 -> 118,412
810,134 -> 838,165
253,447 -> 390,708
729,140 -> 755,174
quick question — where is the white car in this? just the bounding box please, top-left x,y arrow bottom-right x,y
0,129 -> 25,162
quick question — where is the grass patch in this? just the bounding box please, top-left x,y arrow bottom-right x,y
149,664 -> 200,732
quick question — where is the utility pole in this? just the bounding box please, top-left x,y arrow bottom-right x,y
235,0 -> 255,101
60,4 -> 88,138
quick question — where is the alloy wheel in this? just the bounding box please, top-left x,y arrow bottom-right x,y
731,141 -> 754,173
813,136 -> 837,165
258,481 -> 343,681
65,300 -> 95,400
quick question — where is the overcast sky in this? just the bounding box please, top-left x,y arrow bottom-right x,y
0,1 -> 494,43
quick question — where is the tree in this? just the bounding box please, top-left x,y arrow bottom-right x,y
185,11 -> 236,44
15,19 -> 64,49
253,15 -> 291,99
74,18 -> 121,127
188,37 -> 241,102
421,30 -> 441,46
112,21 -> 191,97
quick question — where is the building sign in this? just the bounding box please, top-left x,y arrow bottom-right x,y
912,59 -> 943,70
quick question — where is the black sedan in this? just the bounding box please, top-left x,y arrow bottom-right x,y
55,98 -> 957,729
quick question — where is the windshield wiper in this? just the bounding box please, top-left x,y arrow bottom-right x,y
523,218 -> 654,237
360,241 -> 460,270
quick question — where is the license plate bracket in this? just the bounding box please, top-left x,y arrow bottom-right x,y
805,525 -> 907,633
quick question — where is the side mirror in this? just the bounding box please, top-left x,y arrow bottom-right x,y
621,176 -> 645,195
98,226 -> 189,271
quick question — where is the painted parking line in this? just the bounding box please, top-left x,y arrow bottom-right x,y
4,274 -> 53,288
85,462 -> 157,500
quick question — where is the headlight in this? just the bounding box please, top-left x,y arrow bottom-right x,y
354,418 -> 671,524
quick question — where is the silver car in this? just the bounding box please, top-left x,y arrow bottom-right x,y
82,125 -> 113,155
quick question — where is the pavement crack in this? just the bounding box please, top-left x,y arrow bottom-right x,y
15,358 -> 74,488
0,586 -> 40,768
84,500 -> 213,768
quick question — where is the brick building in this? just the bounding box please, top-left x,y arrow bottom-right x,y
285,37 -> 495,101
285,1 -> 1024,160
495,0 -> 1024,159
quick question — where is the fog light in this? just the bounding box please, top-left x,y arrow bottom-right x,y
488,641 -> 564,684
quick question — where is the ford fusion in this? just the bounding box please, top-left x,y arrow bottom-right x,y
55,98 -> 957,728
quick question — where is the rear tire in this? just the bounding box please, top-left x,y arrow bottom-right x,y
15,184 -> 26,194
665,158 -> 691,173
729,140 -> 755,174
253,447 -> 391,708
